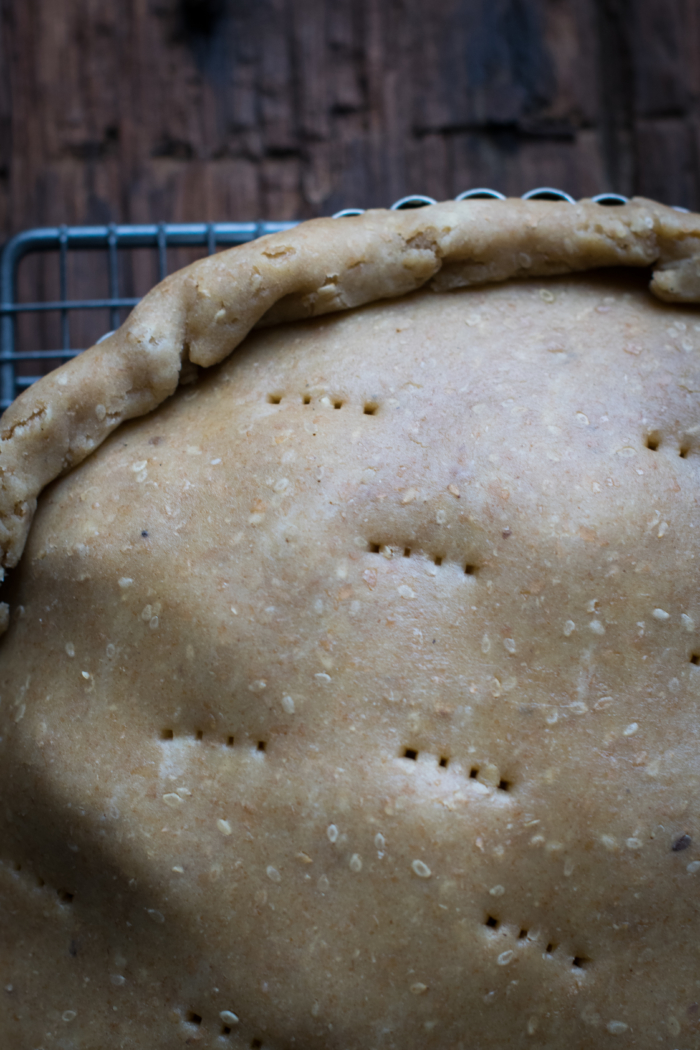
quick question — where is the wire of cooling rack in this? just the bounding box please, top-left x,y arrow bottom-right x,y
0,221 -> 297,411
0,188 -> 684,413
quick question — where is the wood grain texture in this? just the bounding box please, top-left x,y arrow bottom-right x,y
1,0 -> 699,238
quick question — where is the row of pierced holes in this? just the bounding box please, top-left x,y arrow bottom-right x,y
268,392 -> 379,415
2,857 -> 74,905
161,729 -> 267,751
483,915 -> 590,970
402,748 -> 511,791
369,543 -> 479,575
185,1012 -> 262,1043
645,433 -> 694,457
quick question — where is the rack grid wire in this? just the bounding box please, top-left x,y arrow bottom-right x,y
0,221 -> 298,412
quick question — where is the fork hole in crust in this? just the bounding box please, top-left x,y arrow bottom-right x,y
545,942 -> 556,955
498,778 -> 512,792
680,446 -> 690,458
267,393 -> 283,405
469,766 -> 479,778
645,432 -> 660,451
363,402 -> 378,415
226,735 -> 235,747
572,955 -> 590,969
161,728 -> 174,740
195,729 -> 203,741
690,653 -> 700,665
484,915 -> 499,929
518,928 -> 528,939
439,756 -> 449,768
403,747 -> 418,761
257,740 -> 267,752
186,1011 -> 202,1026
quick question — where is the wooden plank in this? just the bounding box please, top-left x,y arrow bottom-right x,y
1,0 -> 700,243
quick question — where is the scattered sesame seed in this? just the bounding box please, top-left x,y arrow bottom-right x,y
217,819 -> 232,836
503,638 -> 516,654
687,861 -> 700,874
497,950 -> 514,965
146,909 -> 165,924
281,695 -> 295,714
266,866 -> 281,883
163,793 -> 184,808
623,723 -> 639,736
131,460 -> 147,472
563,620 -> 575,636
81,671 -> 90,679
606,1021 -> 629,1035
682,613 -> 695,631
327,824 -> 339,843
110,975 -> 125,987
398,585 -> 415,599
411,859 -> 431,878
248,679 -> 267,692
374,833 -> 385,850
172,866 -> 184,873
489,885 -> 505,897
652,608 -> 669,620
589,620 -> 605,635
626,838 -> 642,850
220,1011 -> 239,1025
118,577 -> 133,589
210,458 -> 222,466
315,673 -> 331,683
349,853 -> 363,872
411,983 -> 428,994
65,642 -> 75,657
62,1010 -> 77,1022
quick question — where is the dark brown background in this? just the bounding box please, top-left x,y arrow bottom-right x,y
1,0 -> 699,241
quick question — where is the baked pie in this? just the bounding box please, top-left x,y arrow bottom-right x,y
1,198 -> 700,1048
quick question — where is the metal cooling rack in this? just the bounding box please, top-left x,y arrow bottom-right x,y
0,187 -> 673,413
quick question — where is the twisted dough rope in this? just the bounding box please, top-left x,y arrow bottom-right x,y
0,196 -> 698,583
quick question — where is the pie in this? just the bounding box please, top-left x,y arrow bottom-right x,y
1,197 -> 700,1048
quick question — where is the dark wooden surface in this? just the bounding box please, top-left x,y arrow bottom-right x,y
1,0 -> 700,242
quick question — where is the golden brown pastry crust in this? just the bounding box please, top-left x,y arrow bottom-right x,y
0,197 -> 699,577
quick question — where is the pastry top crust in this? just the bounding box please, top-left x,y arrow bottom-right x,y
3,265 -> 700,1048
0,196 -> 698,576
